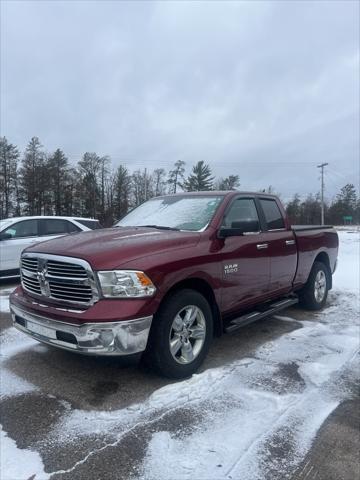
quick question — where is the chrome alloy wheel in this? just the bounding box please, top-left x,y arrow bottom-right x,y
314,270 -> 327,303
169,305 -> 207,364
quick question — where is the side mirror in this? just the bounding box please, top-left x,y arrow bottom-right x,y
218,220 -> 260,238
0,233 -> 12,241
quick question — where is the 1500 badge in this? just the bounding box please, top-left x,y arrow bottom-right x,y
224,264 -> 238,274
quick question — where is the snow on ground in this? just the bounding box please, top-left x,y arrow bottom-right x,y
0,229 -> 359,479
0,288 -> 14,313
0,427 -> 49,480
334,230 -> 360,293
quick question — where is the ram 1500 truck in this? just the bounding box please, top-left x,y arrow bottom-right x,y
10,192 -> 338,378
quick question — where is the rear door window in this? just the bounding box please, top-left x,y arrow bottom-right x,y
40,219 -> 72,236
259,199 -> 285,230
4,219 -> 39,238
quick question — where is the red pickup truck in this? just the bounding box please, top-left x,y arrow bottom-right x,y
10,192 -> 338,378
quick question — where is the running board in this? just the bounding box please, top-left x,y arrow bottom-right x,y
225,297 -> 299,334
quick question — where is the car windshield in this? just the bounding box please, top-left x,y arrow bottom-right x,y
116,195 -> 224,232
0,219 -> 14,232
75,219 -> 102,230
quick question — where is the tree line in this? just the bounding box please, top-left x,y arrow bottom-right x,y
0,136 -> 359,226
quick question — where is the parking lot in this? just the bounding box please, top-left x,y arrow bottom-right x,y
1,230 -> 359,480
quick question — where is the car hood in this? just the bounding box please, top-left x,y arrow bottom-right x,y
24,227 -> 201,270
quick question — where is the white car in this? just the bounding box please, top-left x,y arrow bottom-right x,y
0,216 -> 102,279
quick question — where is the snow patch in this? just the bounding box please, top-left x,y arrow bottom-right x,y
0,287 -> 15,313
0,427 -> 49,480
0,295 -> 10,313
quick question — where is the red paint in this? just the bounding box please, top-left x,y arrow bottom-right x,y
10,192 -> 339,329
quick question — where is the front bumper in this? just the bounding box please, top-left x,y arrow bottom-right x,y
11,304 -> 153,356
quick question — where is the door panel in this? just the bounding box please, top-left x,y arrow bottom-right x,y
220,235 -> 270,315
0,219 -> 39,271
257,198 -> 297,293
219,197 -> 270,315
261,231 -> 297,293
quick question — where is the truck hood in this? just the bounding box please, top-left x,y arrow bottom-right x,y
25,227 -> 201,270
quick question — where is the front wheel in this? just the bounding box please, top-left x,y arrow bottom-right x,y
144,289 -> 213,378
299,261 -> 330,310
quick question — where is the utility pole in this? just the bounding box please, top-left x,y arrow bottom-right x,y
144,167 -> 147,201
317,162 -> 328,225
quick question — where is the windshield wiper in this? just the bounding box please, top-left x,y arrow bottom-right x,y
139,224 -> 180,231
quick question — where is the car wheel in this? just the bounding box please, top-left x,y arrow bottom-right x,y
299,261 -> 330,310
144,289 -> 213,378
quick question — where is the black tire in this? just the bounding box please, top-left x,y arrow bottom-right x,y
143,289 -> 213,379
299,261 -> 330,310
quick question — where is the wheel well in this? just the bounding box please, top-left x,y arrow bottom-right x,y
314,252 -> 332,289
161,278 -> 223,337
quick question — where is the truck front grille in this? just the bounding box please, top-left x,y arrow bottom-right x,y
21,254 -> 99,307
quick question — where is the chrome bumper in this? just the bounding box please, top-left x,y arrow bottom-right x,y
10,304 -> 153,356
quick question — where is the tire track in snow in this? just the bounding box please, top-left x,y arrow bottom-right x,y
140,294 -> 359,480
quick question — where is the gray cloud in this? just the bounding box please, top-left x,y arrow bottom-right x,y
1,0 -> 359,200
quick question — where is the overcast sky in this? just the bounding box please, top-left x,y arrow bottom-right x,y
1,0 -> 359,200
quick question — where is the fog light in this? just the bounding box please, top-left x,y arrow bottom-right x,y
99,330 -> 114,347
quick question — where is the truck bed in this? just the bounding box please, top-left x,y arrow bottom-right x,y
291,225 -> 338,287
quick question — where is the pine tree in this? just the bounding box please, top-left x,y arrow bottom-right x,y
78,152 -> 102,218
20,137 -> 46,215
47,148 -> 69,215
328,184 -> 358,224
113,165 -> 131,220
0,137 -> 20,218
299,193 -> 322,224
286,194 -> 301,224
183,161 -> 214,192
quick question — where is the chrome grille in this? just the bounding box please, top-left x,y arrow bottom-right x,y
20,254 -> 99,307
47,260 -> 88,278
22,273 -> 42,295
49,280 -> 93,302
21,257 -> 38,273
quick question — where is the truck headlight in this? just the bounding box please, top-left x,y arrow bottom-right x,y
97,270 -> 156,298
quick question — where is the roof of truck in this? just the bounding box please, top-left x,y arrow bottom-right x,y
160,191 -> 279,198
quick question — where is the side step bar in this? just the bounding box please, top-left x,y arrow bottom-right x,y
225,296 -> 299,334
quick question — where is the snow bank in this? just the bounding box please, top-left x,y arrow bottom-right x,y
0,296 -> 10,313
0,287 -> 16,314
334,230 -> 360,293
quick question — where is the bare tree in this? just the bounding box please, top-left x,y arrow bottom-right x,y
167,160 -> 185,194
153,168 -> 167,196
215,175 -> 240,191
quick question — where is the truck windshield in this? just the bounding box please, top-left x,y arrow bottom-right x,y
116,195 -> 224,232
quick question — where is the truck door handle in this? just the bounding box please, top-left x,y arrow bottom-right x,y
257,243 -> 268,250
285,240 -> 295,246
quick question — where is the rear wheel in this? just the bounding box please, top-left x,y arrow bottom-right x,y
299,261 -> 330,310
144,289 -> 213,378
